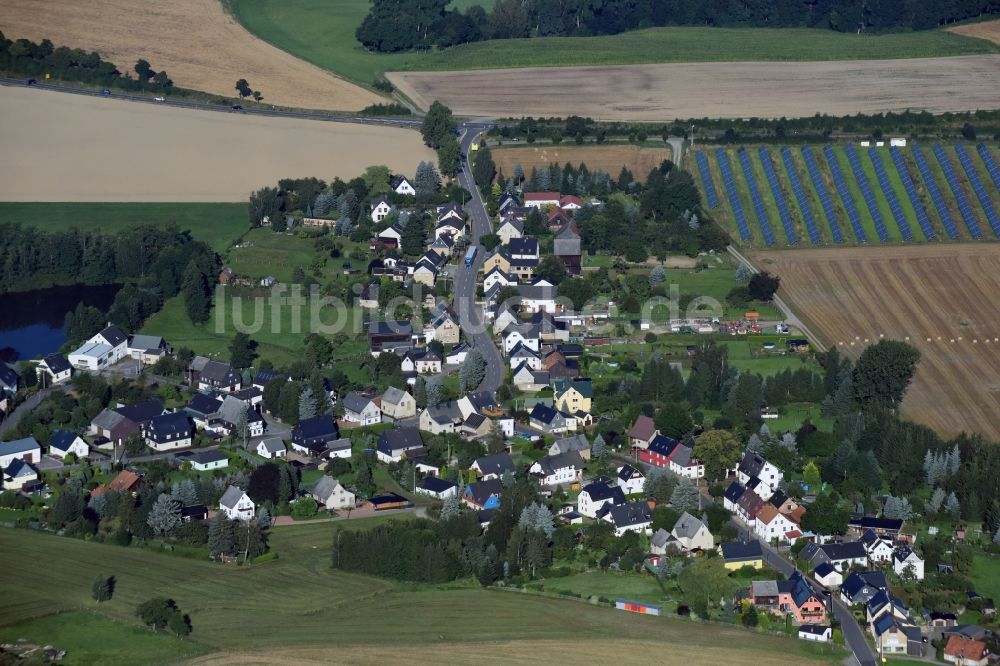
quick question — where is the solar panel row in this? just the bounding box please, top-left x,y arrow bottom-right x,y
911,145 -> 959,240
757,147 -> 798,245
737,148 -> 777,246
823,145 -> 867,242
955,144 -> 1000,237
801,146 -> 844,243
867,147 -> 913,241
780,147 -> 822,244
889,147 -> 936,241
978,143 -> 1000,191
933,144 -> 982,239
845,144 -> 889,242
715,148 -> 752,242
695,152 -> 720,209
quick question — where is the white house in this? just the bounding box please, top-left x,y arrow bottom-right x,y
49,429 -> 89,459
528,451 -> 584,487
219,485 -> 255,521
483,266 -> 518,294
508,343 -> 542,370
893,546 -> 925,580
415,476 -> 459,500
370,196 -> 392,223
616,464 -> 645,495
672,512 -> 715,552
37,354 -> 72,385
0,437 -> 42,468
862,531 -> 895,563
392,175 -> 416,196
144,413 -> 193,452
68,325 -> 129,371
3,459 -> 38,491
502,324 -> 540,354
798,625 -> 832,643
517,284 -> 557,314
497,217 -> 523,245
256,437 -> 286,459
754,505 -> 800,544
312,476 -> 356,510
342,393 -> 382,427
736,450 -> 784,496
376,427 -> 423,464
603,501 -> 653,537
188,449 -> 229,472
577,481 -> 626,518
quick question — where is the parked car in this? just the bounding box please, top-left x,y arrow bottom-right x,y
231,105 -> 243,111
25,78 -> 36,86
100,88 -> 111,96
154,96 -> 166,102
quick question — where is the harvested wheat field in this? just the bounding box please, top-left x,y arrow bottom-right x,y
0,0 -> 381,111
0,86 -> 434,202
492,145 -> 671,178
948,19 -> 1000,46
753,245 -> 1000,440
389,54 -> 1000,121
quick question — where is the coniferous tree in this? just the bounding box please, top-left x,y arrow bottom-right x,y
181,261 -> 211,324
146,493 -> 182,536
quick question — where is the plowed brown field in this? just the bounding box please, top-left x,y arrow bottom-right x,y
0,0 -> 381,111
753,245 -> 1000,440
492,145 -> 671,179
948,19 -> 1000,46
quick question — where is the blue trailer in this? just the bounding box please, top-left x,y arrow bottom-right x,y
464,245 -> 477,267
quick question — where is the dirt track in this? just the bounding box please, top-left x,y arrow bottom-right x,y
0,85 -> 434,202
753,245 -> 1000,441
0,0 -> 381,111
389,54 -> 1000,121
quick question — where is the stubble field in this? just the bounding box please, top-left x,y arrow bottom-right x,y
752,245 -> 1000,441
0,0 -> 381,111
388,55 -> 1000,121
492,145 -> 672,178
0,85 -> 434,202
948,19 -> 1000,46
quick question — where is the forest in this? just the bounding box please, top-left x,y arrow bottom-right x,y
356,0 -> 1000,52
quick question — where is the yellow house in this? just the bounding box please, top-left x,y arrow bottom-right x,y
553,378 -> 592,416
482,248 -> 511,275
720,541 -> 764,571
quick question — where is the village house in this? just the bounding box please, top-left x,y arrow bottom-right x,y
419,400 -> 463,434
668,442 -> 705,479
635,433 -> 679,468
508,237 -> 540,262
628,415 -> 658,449
342,393 -> 382,426
944,635 -> 990,666
524,192 -> 562,209
483,266 -> 518,294
529,451 -> 585,487
672,512 -> 714,552
376,223 -> 403,248
370,195 -> 392,223
427,233 -> 455,257
190,357 -> 242,393
847,517 -> 905,542
872,614 -> 923,657
213,395 -> 265,438
392,175 -> 416,196
497,217 -> 523,245
464,478 -> 503,511
144,412 -> 194,452
0,362 -> 19,396
528,403 -> 570,434
402,349 -> 442,375
415,476 -> 459,500
312,476 -> 356,510
798,625 -> 832,643
516,284 -> 557,314
553,222 -> 582,275
68,324 -> 129,371
812,562 -> 843,589
187,449 -> 229,472
861,529 -> 895,563
840,571 -> 889,606
603,501 -> 653,537
893,545 -> 925,580
412,257 -> 439,287
49,429 -> 89,459
368,320 -> 414,356
435,217 -> 464,240
509,343 -> 542,371
36,353 -> 71,385
512,363 -> 550,392
127,334 -> 170,363
324,438 -> 353,460
548,433 -> 590,460
471,453 -> 515,481
445,342 -> 470,365
256,437 -> 287,459
483,247 -> 512,275
754,504 -> 801,544
616,464 -> 645,495
376,427 -> 424,463
219,485 -> 255,521
749,571 -> 826,625
4,458 -> 38,490
426,304 -> 460,344
800,541 -> 868,572
92,469 -> 144,496
502,324 -> 540,354
577,480 -> 626,518
720,540 -> 765,570
552,378 -> 592,417
736,450 -> 784,500
291,415 -> 341,457
380,386 -> 416,421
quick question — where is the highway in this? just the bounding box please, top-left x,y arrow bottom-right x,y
454,123 -> 505,393
0,76 -> 423,130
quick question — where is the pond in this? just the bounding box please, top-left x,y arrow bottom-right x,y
0,283 -> 121,363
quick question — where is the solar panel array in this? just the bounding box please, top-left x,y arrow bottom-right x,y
715,148 -> 752,241
758,148 -> 798,244
780,147 -> 822,244
956,144 -> 1000,237
867,147 -> 913,241
737,148 -> 776,246
978,143 -> 1000,191
801,146 -> 844,243
823,145 -> 867,242
845,144 -> 889,241
696,152 -> 719,209
911,144 -> 958,239
933,144 -> 982,239
889,147 -> 936,240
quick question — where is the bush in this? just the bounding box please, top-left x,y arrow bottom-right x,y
291,497 -> 318,520
644,332 -> 657,343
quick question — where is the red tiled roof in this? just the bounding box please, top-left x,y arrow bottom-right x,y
92,470 -> 142,495
945,635 -> 988,661
525,191 -> 561,201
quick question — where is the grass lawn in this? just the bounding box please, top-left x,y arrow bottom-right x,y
230,0 -> 996,85
970,554 -> 1000,601
546,570 -> 667,606
0,203 -> 249,253
0,527 -> 841,664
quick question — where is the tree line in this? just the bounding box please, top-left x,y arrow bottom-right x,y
0,31 -> 174,93
356,0 -> 998,53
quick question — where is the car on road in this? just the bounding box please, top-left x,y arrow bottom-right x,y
25,78 -> 36,86
100,88 -> 111,96
153,96 -> 166,102
231,105 -> 243,111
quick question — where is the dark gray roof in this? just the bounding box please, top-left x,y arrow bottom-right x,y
533,451 -> 584,476
607,502 -> 651,528
720,540 -> 763,562
42,353 -> 71,374
581,481 -> 625,504
115,400 -> 165,424
146,412 -> 192,441
473,453 -> 514,476
378,427 -> 423,455
418,476 -> 457,494
188,450 -> 228,465
219,485 -> 247,509
0,437 -> 40,457
49,429 -> 80,452
342,392 -> 374,414
672,512 -> 707,539
97,325 -> 128,347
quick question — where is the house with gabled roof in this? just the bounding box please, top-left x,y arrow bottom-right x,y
636,433 -> 677,468
508,343 -> 542,371
549,433 -> 590,460
416,476 -> 458,500
370,195 -> 392,223
749,571 -> 826,625
529,403 -> 569,435
616,464 -> 645,495
291,415 -> 341,456
464,478 -> 503,510
736,450 -> 783,500
628,415 -> 658,449
754,504 -> 800,544
502,323 -> 540,354
723,481 -> 747,513
437,202 -> 464,223
376,427 -> 424,463
144,412 -> 193,452
219,485 -> 255,521
577,480 -> 626,518
0,437 -> 41,468
127,334 -> 170,363
812,561 -> 843,589
256,437 -> 286,459
944,634 -> 989,666
213,395 -> 264,438
342,393 -> 381,426
800,541 -> 867,572
528,451 -> 584,487
672,512 -> 714,552
603,501 -> 652,537
840,571 -> 888,606
36,353 -> 71,385
872,613 -> 922,657
524,192 -> 561,209
392,175 -> 415,196
380,386 -> 416,421
735,488 -> 767,526
187,449 -> 229,471
191,358 -> 242,393
68,324 -> 129,370
847,516 -> 905,542
419,400 -> 463,435
553,378 -> 592,417
497,191 -> 519,214
512,362 -> 549,392
508,237 -> 540,261
435,217 -> 464,240
49,429 -> 89,459
497,216 -> 523,245
92,469 -> 144,496
471,453 -> 515,481
893,545 -> 925,580
720,540 -> 764,570
4,458 -> 38,490
368,320 -> 413,356
312,476 -> 356,510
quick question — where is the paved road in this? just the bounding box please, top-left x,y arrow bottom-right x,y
0,386 -> 63,437
454,122 -> 505,393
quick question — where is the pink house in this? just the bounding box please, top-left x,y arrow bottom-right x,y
749,571 -> 827,625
